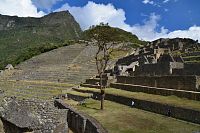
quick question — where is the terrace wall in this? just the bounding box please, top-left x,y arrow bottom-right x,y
110,83 -> 200,101
134,62 -> 184,76
116,75 -> 200,91
184,63 -> 200,75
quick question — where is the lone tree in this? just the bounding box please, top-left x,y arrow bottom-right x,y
85,24 -> 127,110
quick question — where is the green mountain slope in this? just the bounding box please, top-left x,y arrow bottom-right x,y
0,11 -> 82,69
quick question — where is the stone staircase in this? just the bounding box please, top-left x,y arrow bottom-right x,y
81,73 -> 116,88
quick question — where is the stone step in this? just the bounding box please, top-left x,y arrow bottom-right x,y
67,91 -> 92,101
80,83 -> 101,89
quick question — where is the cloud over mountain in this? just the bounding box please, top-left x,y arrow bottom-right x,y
56,1 -> 200,41
0,0 -> 199,41
0,0 -> 45,17
32,0 -> 62,12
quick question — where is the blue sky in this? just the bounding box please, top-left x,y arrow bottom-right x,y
50,0 -> 200,31
0,0 -> 200,41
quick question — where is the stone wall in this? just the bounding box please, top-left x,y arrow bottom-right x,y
170,62 -> 184,69
0,118 -> 33,133
134,63 -> 171,76
134,62 -> 184,76
110,83 -> 200,101
54,99 -> 108,133
184,63 -> 200,75
116,75 -> 200,91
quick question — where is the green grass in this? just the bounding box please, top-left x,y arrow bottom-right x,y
0,80 -> 73,100
71,99 -> 200,133
183,55 -> 200,59
185,60 -> 200,63
110,49 -> 129,59
67,91 -> 93,97
76,87 -> 200,111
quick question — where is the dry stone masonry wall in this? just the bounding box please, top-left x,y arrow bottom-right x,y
116,75 -> 200,91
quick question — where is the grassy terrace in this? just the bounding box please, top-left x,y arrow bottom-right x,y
0,80 -> 73,100
185,60 -> 200,63
66,99 -> 200,133
183,55 -> 200,59
75,87 -> 200,111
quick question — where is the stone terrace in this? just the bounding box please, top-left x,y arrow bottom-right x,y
8,43 -> 98,84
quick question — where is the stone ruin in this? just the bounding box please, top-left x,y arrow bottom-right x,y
0,98 -> 68,133
81,38 -> 200,89
113,38 -> 200,77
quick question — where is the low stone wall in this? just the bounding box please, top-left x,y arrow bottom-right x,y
86,78 -> 107,86
116,75 -> 200,91
0,118 -> 33,133
110,83 -> 200,101
54,99 -> 108,133
89,92 -> 200,124
67,93 -> 90,101
134,63 -> 171,76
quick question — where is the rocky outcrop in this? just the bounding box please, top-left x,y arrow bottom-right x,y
0,98 -> 68,133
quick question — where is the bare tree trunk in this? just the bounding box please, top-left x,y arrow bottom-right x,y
100,89 -> 105,110
100,73 -> 105,110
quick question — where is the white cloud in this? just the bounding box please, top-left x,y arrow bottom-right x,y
0,0 -> 45,17
164,8 -> 169,12
56,1 -> 129,31
162,26 -> 200,41
32,0 -> 62,12
55,1 -> 200,42
129,13 -> 169,41
142,0 -> 154,5
163,0 -> 170,3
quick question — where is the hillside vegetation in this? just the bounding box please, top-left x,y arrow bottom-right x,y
82,25 -> 147,47
0,11 -> 82,69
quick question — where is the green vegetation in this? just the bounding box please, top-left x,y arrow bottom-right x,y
82,25 -> 147,47
0,11 -> 82,69
0,80 -> 73,100
74,87 -> 200,111
67,90 -> 92,97
110,49 -> 129,59
71,99 -> 200,133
